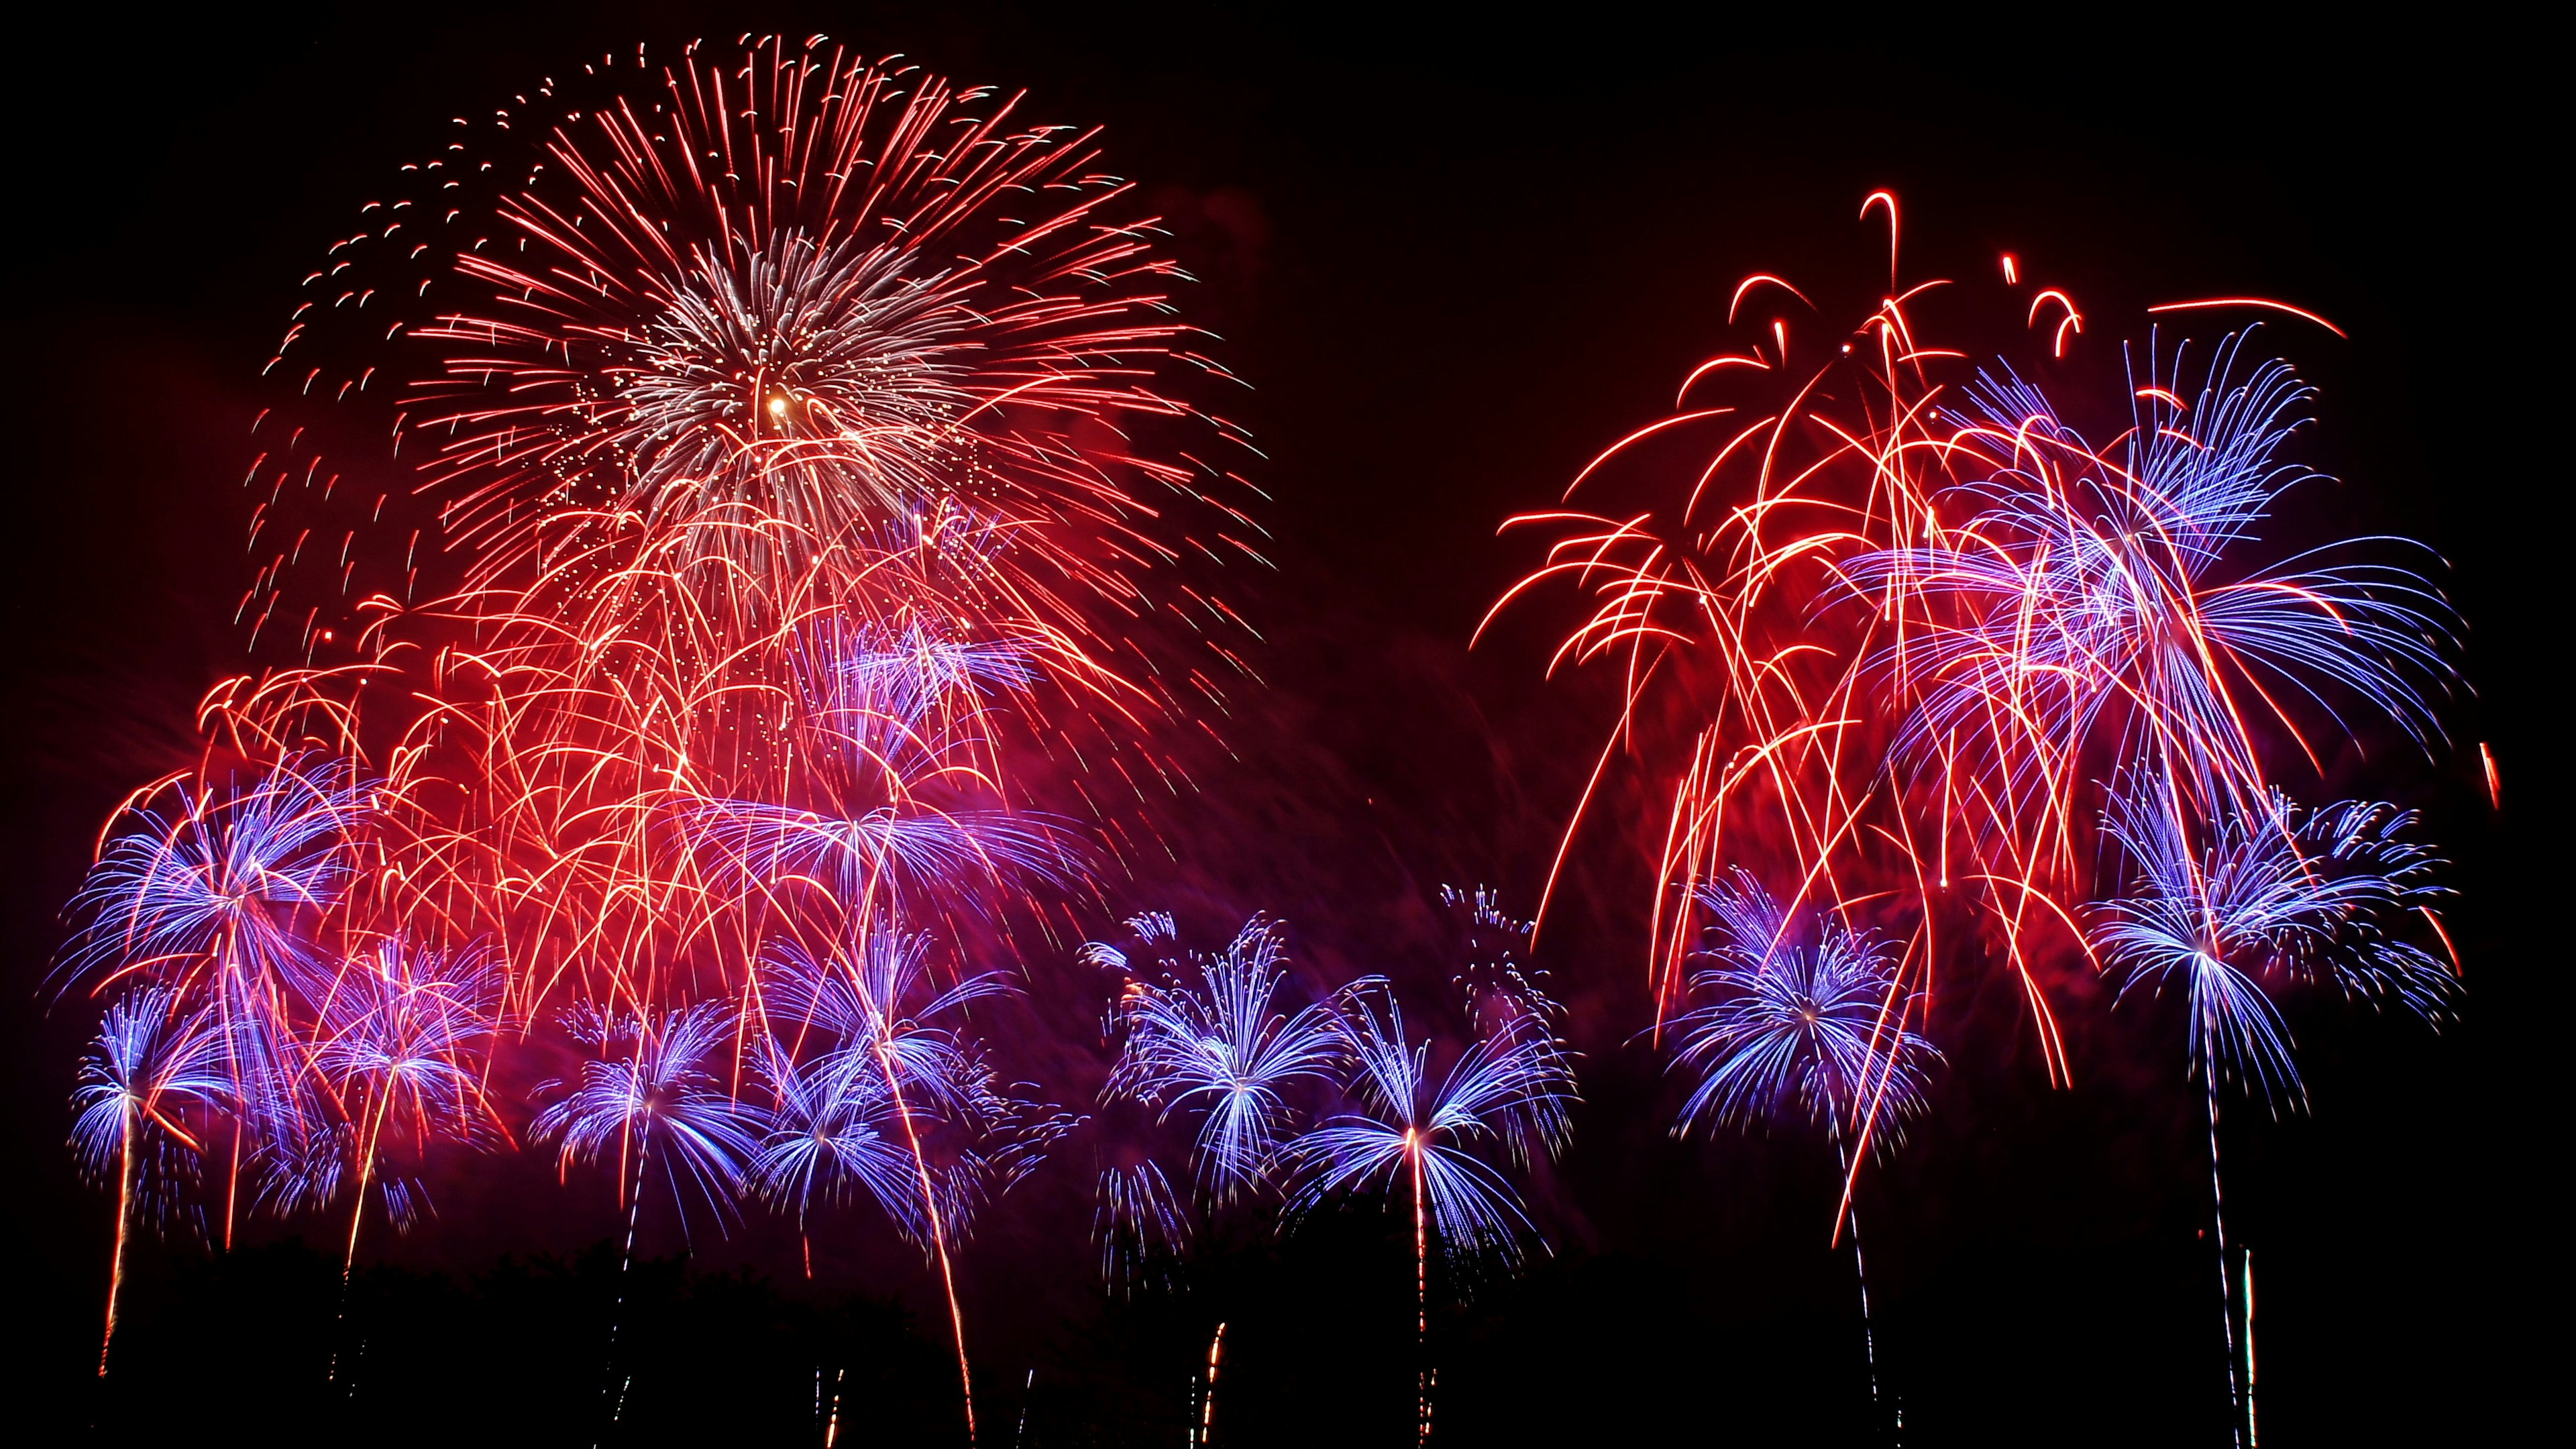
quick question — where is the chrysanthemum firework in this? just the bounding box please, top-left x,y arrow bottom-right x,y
200,36 -> 1267,1025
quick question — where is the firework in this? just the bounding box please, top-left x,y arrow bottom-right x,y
2093,775 -> 2449,1444
1105,915 -> 1354,1199
1848,342 -> 2451,840
1483,213 -> 2455,1079
221,38 -> 1259,1036
97,34 -> 1258,1044
752,1041 -> 934,1248
65,757 -> 372,1238
304,936 -> 507,1267
70,987 -> 229,1375
41,30 -> 2481,1436
1283,981 -> 1575,1445
1091,1158 -> 1194,1288
529,1000 -> 763,1428
2095,780 -> 2453,1101
56,40 -> 1258,1441
755,930 -> 1066,1248
753,927 -> 1067,1440
1666,869 -> 1937,1427
532,1001 -> 764,1240
1668,869 -> 1934,1144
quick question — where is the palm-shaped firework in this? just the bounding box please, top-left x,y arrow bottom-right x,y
305,938 -> 507,1271
532,1000 -> 763,1431
1104,914 -> 1354,1201
682,617 -> 1080,944
761,933 -> 1014,1109
682,796 -> 1078,926
750,1045 -> 926,1248
70,986 -> 229,1375
751,928 -> 1069,1435
811,620 -> 1040,777
1283,983 -> 1574,1446
1671,871 -> 1935,1141
753,931 -> 1063,1246
533,1000 -> 763,1266
1668,869 -> 1936,1432
66,757 -> 367,995
2094,775 -> 2449,1445
1853,341 -> 2452,832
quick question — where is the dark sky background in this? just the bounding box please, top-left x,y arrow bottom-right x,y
0,7 -> 2546,1446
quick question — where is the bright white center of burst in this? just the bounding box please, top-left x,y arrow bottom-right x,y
612,229 -> 982,533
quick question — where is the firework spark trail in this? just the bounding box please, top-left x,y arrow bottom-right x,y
1484,202 -> 2453,1069
115,33 -> 1258,1044
753,928 -> 1071,1443
1198,1322 -> 1226,1448
531,1002 -> 763,1432
231,42 -> 1260,1011
1079,899 -> 1575,1434
65,757 -> 372,1242
306,937 -> 508,1271
44,44 -> 2474,1436
297,936 -> 508,1387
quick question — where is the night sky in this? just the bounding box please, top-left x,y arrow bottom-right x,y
0,7 -> 2544,1444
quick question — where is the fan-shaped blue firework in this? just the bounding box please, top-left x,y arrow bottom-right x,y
2092,770 -> 2450,1446
532,1000 -> 767,1425
683,796 -> 1079,918
806,619 -> 1039,769
759,931 -> 1016,1117
2094,777 -> 2452,1102
71,985 -> 229,1375
532,1000 -> 764,1242
65,756 -> 368,995
750,1041 -> 928,1250
751,924 -> 1069,1418
1668,869 -> 1935,1146
1285,985 -> 1574,1264
1283,983 -> 1574,1444
1311,998 -> 1570,1248
1106,916 -> 1352,1200
751,932 -> 1063,1251
302,938 -> 507,1266
1666,870 -> 1935,1430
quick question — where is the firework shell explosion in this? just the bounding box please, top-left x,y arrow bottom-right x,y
54,40 -> 2471,1449
167,35 -> 1281,1009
